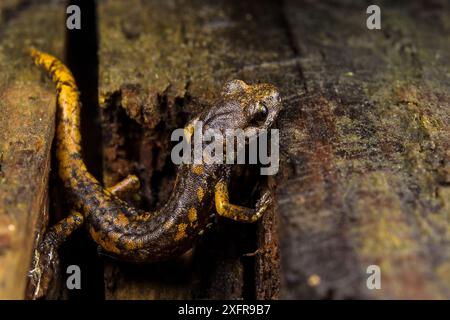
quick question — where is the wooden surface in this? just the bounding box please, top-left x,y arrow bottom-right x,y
278,0 -> 450,299
0,0 -> 448,300
0,0 -> 63,299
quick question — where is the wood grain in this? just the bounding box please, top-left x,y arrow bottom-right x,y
279,0 -> 450,299
0,0 -> 64,299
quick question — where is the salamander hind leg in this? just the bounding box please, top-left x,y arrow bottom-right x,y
214,180 -> 272,223
29,210 -> 83,299
29,175 -> 140,299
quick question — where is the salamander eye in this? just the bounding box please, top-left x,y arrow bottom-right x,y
258,102 -> 268,116
253,101 -> 268,123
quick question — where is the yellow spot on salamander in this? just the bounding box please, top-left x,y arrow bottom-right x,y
197,187 -> 204,202
175,223 -> 188,241
116,212 -> 130,227
192,165 -> 204,175
89,227 -> 121,255
188,208 -> 197,223
214,180 -> 229,217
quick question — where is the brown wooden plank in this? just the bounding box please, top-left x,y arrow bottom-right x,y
0,0 -> 64,299
279,0 -> 450,299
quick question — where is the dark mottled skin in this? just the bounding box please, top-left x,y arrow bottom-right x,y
29,50 -> 281,297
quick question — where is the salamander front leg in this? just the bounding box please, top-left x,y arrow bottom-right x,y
214,180 -> 272,223
29,174 -> 141,299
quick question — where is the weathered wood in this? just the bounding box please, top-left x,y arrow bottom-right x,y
5,0 -> 443,300
98,0 -> 288,299
0,0 -> 64,299
279,0 -> 450,299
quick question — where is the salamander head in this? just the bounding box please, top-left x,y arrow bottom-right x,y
202,79 -> 282,136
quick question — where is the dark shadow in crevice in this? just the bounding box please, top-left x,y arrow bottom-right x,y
58,0 -> 104,300
65,0 -> 102,180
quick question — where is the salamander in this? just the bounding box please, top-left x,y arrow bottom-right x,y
29,49 -> 281,297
